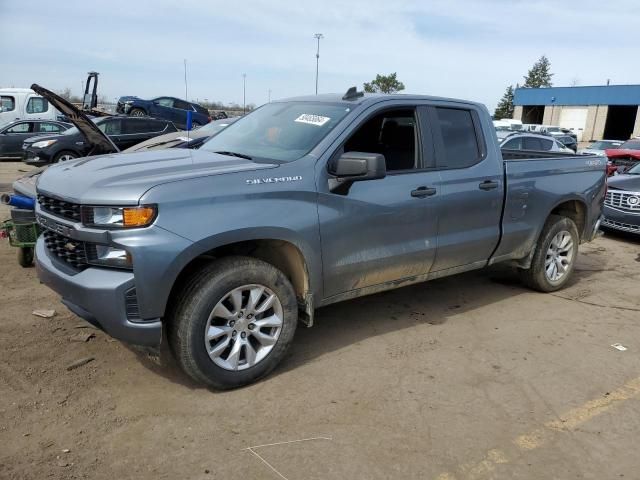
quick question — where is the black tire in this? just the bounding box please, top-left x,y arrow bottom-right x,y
129,108 -> 146,117
168,256 -> 298,389
18,247 -> 34,268
53,151 -> 78,163
520,215 -> 579,292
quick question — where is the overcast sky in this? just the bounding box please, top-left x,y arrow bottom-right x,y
1,0 -> 639,110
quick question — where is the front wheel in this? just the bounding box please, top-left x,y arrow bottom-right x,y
129,108 -> 146,117
520,215 -> 579,292
53,151 -> 78,163
168,256 -> 298,389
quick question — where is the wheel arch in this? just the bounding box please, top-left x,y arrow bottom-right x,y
165,233 -> 317,326
547,198 -> 587,240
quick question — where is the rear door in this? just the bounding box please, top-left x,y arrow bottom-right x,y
428,105 -> 503,272
150,97 -> 177,122
318,102 -> 441,298
172,99 -> 191,127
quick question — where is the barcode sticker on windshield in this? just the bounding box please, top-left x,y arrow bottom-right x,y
295,114 -> 330,127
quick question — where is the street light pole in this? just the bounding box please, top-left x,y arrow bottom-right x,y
242,73 -> 246,114
268,89 -> 271,103
314,33 -> 323,95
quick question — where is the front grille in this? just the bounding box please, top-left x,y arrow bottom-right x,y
38,195 -> 82,222
125,288 -> 141,321
43,230 -> 90,270
605,190 -> 640,212
602,218 -> 640,233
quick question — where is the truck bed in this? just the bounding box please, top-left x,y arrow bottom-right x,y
490,152 -> 606,264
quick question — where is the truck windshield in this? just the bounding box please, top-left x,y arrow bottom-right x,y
200,102 -> 351,162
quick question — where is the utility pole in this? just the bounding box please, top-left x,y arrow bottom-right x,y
314,33 -> 324,95
268,89 -> 272,103
243,73 -> 246,114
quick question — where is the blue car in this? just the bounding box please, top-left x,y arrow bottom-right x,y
116,96 -> 210,129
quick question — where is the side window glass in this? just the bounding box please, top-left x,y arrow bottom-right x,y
26,97 -> 48,114
124,119 -> 152,134
503,138 -> 522,150
6,122 -> 32,133
156,98 -> 174,108
173,100 -> 190,110
523,137 -> 542,150
99,120 -> 122,135
1,96 -> 15,112
434,108 -> 480,169
540,139 -> 553,151
344,108 -> 418,172
38,122 -> 62,133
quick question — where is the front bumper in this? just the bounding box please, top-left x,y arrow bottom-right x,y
22,148 -> 52,165
602,205 -> 640,234
35,238 -> 162,346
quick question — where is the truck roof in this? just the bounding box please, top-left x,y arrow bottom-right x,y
0,88 -> 36,94
276,92 -> 485,109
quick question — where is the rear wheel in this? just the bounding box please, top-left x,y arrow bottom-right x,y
191,121 -> 201,130
520,215 -> 579,292
168,256 -> 298,389
53,151 -> 78,163
129,108 -> 146,117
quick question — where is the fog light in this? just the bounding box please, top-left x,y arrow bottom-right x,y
89,245 -> 132,269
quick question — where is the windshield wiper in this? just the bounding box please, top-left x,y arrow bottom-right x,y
214,151 -> 252,160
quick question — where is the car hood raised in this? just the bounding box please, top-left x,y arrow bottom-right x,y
36,149 -> 277,204
608,174 -> 640,191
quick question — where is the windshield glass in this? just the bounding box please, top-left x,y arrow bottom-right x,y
619,140 -> 640,150
62,117 -> 108,136
201,102 -> 352,162
590,141 -> 622,150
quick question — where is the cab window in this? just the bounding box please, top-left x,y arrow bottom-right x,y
344,109 -> 418,171
434,107 -> 481,169
1,96 -> 15,112
26,97 -> 48,114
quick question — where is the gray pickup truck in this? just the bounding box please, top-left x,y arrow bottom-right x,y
33,87 -> 606,388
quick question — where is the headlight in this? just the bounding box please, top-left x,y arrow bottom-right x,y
89,245 -> 132,269
83,205 -> 157,228
124,100 -> 134,104
31,139 -> 57,148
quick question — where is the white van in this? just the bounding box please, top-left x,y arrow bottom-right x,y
0,88 -> 59,127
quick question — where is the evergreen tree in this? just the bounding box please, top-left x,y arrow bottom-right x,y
523,55 -> 553,88
494,85 -> 514,119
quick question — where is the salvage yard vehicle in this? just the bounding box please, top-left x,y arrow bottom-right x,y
22,116 -> 177,165
605,139 -> 640,175
33,87 -> 606,389
499,132 -> 574,153
602,163 -> 640,234
0,88 -> 59,126
123,117 -> 238,152
116,96 -> 210,130
0,119 -> 70,160
578,139 -> 624,156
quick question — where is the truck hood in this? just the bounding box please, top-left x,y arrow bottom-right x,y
36,149 -> 277,204
607,174 -> 640,191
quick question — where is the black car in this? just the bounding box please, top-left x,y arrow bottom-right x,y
602,163 -> 640,235
555,134 -> 578,152
22,116 -> 178,165
0,120 -> 70,160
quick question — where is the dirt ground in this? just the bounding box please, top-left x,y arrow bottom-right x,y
1,161 -> 639,480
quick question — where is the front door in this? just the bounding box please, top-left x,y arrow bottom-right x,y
317,105 -> 441,299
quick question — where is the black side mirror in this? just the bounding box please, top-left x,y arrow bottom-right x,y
331,151 -> 386,179
328,151 -> 386,193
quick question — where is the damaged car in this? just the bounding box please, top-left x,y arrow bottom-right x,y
116,96 -> 210,129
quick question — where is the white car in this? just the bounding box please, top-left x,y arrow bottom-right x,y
500,133 -> 574,153
577,140 -> 624,156
0,88 -> 59,127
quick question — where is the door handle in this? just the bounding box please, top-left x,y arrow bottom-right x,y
479,180 -> 499,191
411,186 -> 437,198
